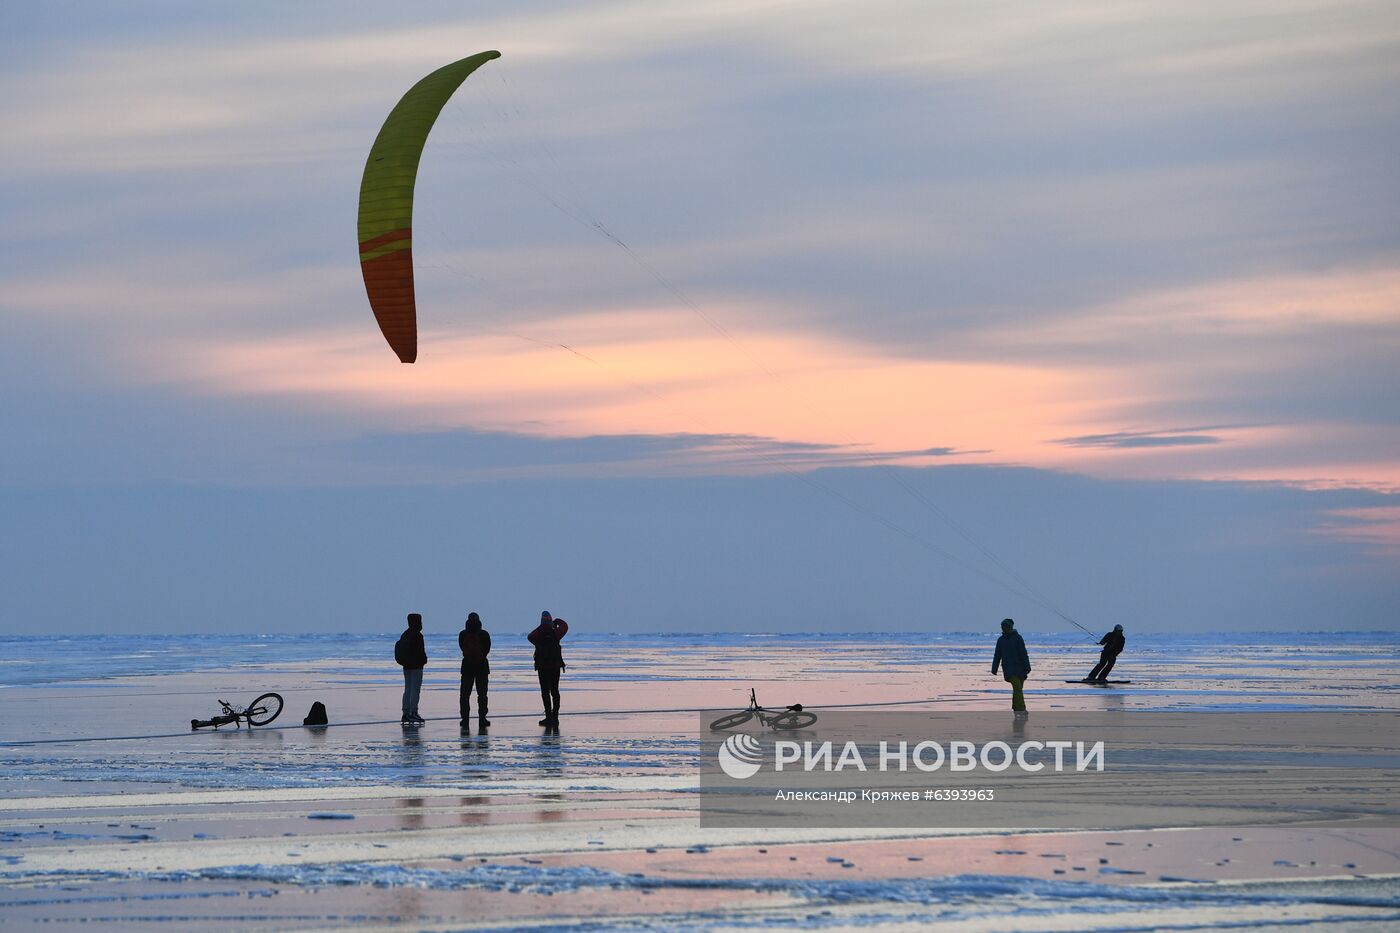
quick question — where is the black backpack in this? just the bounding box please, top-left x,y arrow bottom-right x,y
461,630 -> 485,664
303,701 -> 328,726
394,635 -> 408,667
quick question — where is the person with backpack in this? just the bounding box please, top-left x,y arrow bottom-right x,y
991,617 -> 1031,714
458,612 -> 492,730
528,611 -> 568,726
394,613 -> 428,724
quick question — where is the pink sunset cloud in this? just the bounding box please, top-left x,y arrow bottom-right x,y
150,257 -> 1400,490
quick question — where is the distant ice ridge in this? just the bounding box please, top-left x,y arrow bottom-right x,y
129,863 -> 1400,912
4,631 -> 1397,687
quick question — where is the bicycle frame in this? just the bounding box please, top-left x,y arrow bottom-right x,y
709,688 -> 817,731
192,700 -> 248,730
191,693 -> 283,731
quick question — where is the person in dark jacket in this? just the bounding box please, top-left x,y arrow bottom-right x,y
991,617 -> 1031,712
1087,624 -> 1125,682
459,612 -> 492,729
528,611 -> 568,726
396,613 -> 428,724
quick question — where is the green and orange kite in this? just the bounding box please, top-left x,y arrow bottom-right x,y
358,51 -> 501,363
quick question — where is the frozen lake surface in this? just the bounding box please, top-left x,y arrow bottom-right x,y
2,631 -> 1398,929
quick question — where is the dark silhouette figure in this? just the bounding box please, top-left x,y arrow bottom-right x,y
303,701 -> 329,726
991,617 -> 1031,712
459,612 -> 492,729
395,613 -> 428,724
1087,624 -> 1125,682
528,611 -> 569,726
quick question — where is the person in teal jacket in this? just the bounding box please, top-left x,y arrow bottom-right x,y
991,618 -> 1031,712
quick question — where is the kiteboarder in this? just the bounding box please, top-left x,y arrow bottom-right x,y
395,613 -> 428,724
1087,624 -> 1125,683
529,611 -> 569,727
991,618 -> 1031,713
459,612 -> 491,730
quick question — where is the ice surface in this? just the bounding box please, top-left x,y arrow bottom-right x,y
3,633 -> 1399,930
4,858 -> 1393,913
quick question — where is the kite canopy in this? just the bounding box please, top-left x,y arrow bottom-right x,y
358,50 -> 501,363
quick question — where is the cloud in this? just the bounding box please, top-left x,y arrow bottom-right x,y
2,1 -> 1397,495
138,303 -> 1099,473
1320,505 -> 1400,558
7,237 -> 1396,488
1055,429 -> 1223,449
329,427 -> 972,480
6,1 -> 1398,176
112,257 -> 1400,489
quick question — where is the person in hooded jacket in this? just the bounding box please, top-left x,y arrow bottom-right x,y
395,613 -> 428,724
528,611 -> 568,726
459,612 -> 492,729
1087,624 -> 1125,682
991,617 -> 1031,713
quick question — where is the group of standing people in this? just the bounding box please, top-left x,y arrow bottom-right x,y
394,610 -> 570,729
991,617 -> 1127,713
396,611 -> 1125,725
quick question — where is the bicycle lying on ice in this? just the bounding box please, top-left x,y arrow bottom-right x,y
709,688 -> 818,731
191,693 -> 284,730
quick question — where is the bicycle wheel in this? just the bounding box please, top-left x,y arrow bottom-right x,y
246,692 -> 283,726
709,710 -> 755,731
770,710 -> 817,731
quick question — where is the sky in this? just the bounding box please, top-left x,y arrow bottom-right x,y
2,1 -> 1397,634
